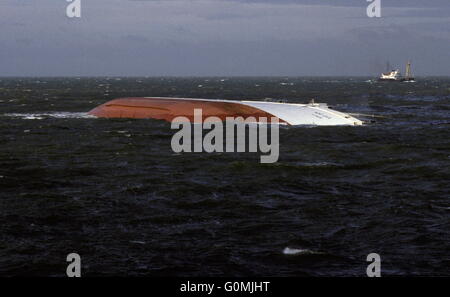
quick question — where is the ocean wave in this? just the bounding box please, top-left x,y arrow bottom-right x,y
2,112 -> 95,120
283,247 -> 323,255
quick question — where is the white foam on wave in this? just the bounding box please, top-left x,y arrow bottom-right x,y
2,112 -> 96,120
283,247 -> 322,255
295,161 -> 340,167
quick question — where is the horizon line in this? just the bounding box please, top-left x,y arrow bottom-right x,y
1,75 -> 449,78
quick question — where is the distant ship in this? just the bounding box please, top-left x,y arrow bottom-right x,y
379,61 -> 415,82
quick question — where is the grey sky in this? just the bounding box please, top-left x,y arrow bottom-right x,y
1,0 -> 449,76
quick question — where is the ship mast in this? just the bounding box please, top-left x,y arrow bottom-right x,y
405,61 -> 411,79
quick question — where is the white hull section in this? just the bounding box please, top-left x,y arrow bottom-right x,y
240,101 -> 363,126
141,97 -> 363,126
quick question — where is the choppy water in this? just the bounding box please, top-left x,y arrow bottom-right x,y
0,77 -> 449,276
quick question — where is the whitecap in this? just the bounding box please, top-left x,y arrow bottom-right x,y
283,247 -> 321,255
2,112 -> 96,119
130,241 -> 146,244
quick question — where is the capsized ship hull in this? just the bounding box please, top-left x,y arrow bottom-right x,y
88,97 -> 363,126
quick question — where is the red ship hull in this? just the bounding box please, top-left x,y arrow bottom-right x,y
88,97 -> 283,123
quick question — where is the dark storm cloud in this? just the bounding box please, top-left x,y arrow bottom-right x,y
0,0 -> 449,76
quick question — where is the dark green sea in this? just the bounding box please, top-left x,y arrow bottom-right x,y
0,77 -> 449,276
